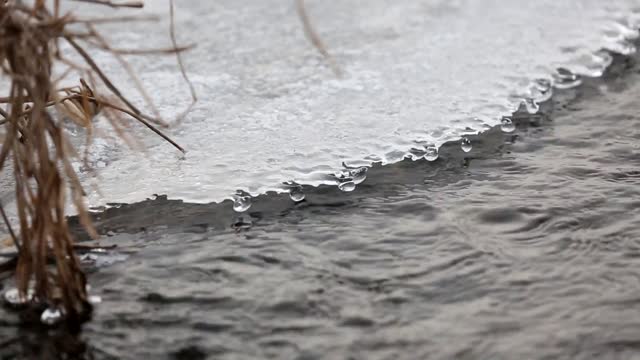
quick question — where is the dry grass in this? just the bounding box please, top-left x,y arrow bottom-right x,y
295,0 -> 342,77
0,0 -> 193,326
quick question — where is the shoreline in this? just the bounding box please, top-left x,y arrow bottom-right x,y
65,49 -> 637,241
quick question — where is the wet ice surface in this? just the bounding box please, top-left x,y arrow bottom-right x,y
1,51 -> 639,360
56,0 -> 640,204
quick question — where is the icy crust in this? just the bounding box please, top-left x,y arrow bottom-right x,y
56,1 -> 640,205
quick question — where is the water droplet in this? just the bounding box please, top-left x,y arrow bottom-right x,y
592,50 -> 613,68
522,98 -> 539,114
553,67 -> 582,89
535,78 -> 551,92
3,288 -> 29,306
40,307 -> 63,326
460,137 -> 472,153
288,184 -> 305,202
338,181 -> 356,192
88,206 -> 106,213
349,167 -> 368,185
530,78 -> 553,103
572,49 -> 614,77
335,165 -> 363,192
232,191 -> 252,212
424,145 -> 439,161
500,117 -> 515,133
80,253 -> 98,264
339,163 -> 368,185
88,295 -> 102,305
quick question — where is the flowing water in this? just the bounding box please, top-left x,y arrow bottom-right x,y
1,1 -> 640,359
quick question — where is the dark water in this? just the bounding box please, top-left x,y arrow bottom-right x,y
2,53 -> 640,359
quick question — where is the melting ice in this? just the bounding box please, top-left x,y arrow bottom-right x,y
33,1 -> 640,206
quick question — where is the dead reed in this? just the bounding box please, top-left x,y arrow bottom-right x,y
296,0 -> 342,77
0,0 -> 193,326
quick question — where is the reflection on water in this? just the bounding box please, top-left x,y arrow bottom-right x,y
0,325 -> 91,359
